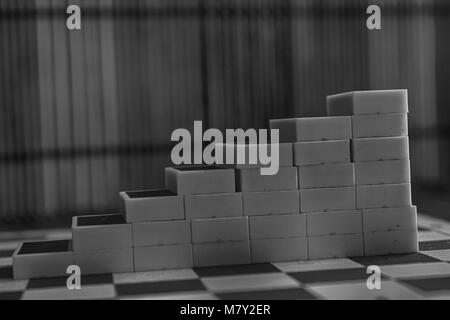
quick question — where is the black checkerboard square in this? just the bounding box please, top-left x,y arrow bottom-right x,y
216,287 -> 317,300
27,273 -> 113,289
350,252 -> 440,266
194,263 -> 279,277
0,250 -> 14,258
0,292 -> 22,300
115,279 -> 206,297
0,266 -> 13,279
288,268 -> 369,284
419,240 -> 450,251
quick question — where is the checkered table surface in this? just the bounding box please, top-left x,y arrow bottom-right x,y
1,213 -> 450,300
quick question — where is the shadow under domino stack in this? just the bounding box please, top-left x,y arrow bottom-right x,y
11,89 -> 418,279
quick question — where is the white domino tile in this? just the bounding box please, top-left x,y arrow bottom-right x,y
269,116 -> 351,142
12,240 -> 73,280
363,229 -> 418,256
120,190 -> 184,223
362,206 -> 417,233
355,159 -> 410,185
71,214 -> 132,251
249,214 -> 306,239
308,234 -> 363,260
237,167 -> 298,192
191,217 -> 249,244
242,190 -> 299,216
132,220 -> 191,247
251,237 -> 308,263
306,210 -> 362,236
192,241 -> 251,267
352,113 -> 408,138
74,247 -> 134,275
356,183 -> 412,209
327,89 -> 408,116
165,166 -> 235,195
300,187 -> 356,213
184,192 -> 243,220
133,244 -> 193,272
352,137 -> 409,162
298,163 -> 355,189
294,140 -> 350,165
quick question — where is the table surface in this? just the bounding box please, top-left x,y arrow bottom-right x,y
1,213 -> 450,300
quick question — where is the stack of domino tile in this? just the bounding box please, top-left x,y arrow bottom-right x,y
11,89 -> 419,280
11,165 -> 247,278
12,214 -> 137,279
270,117 -> 363,259
120,189 -> 192,271
327,89 -> 418,256
12,213 -> 137,279
165,165 -> 249,267
71,214 -> 134,274
233,143 -> 307,263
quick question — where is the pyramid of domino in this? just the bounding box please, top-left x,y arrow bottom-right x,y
12,89 -> 418,279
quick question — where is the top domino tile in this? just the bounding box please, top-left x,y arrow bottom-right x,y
165,165 -> 235,195
327,89 -> 408,116
72,214 -> 132,251
120,189 -> 184,223
269,117 -> 351,142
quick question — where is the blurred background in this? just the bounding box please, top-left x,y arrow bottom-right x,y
0,0 -> 449,228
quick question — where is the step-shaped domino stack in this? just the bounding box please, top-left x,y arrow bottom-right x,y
12,89 -> 419,279
327,89 -> 418,256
